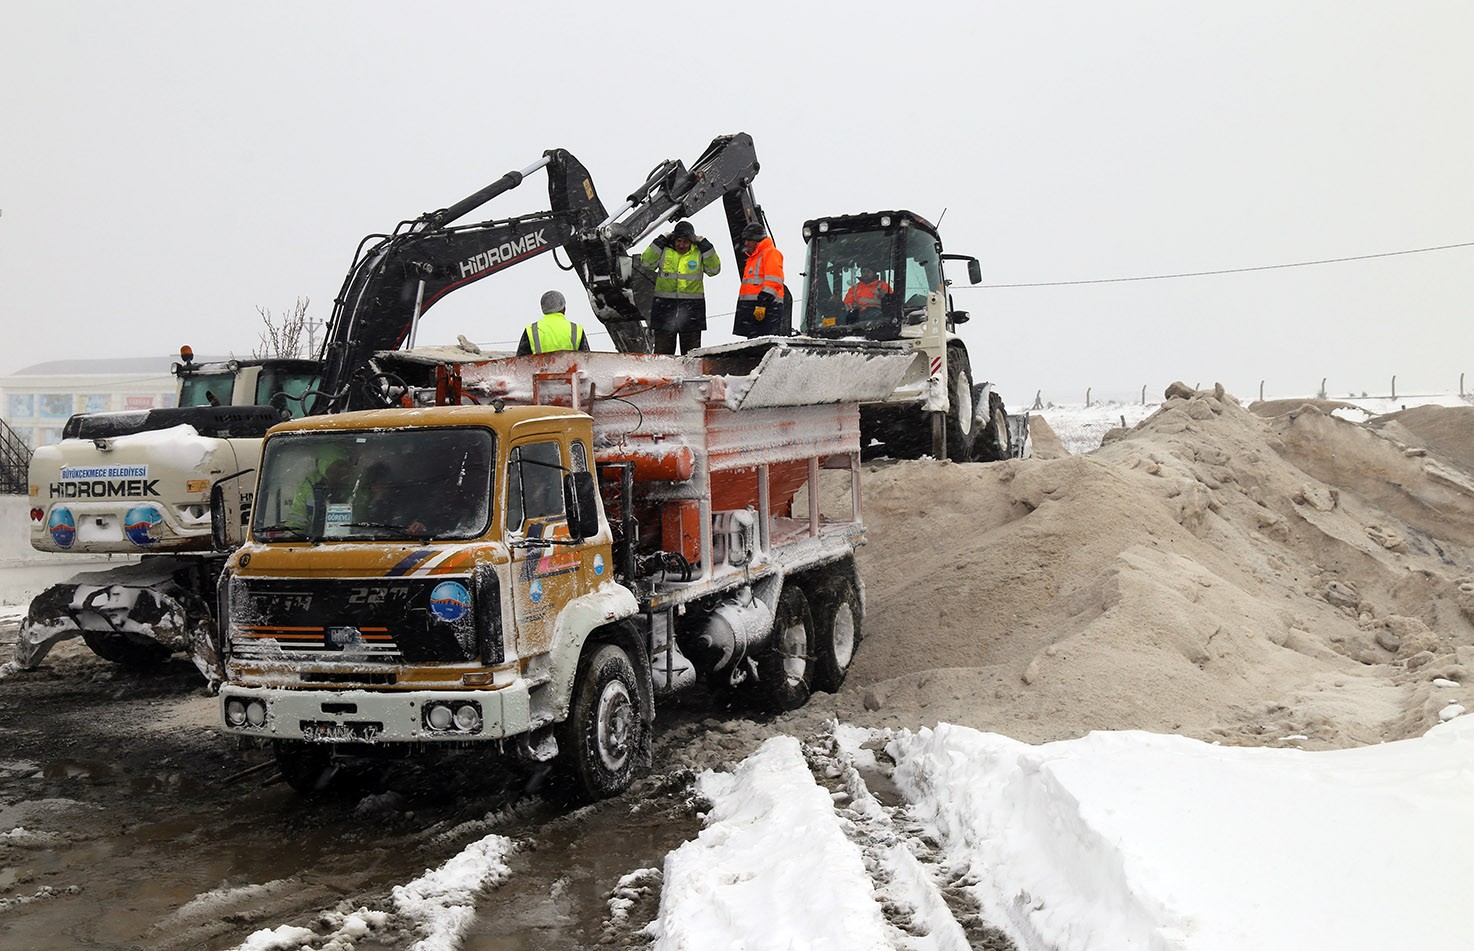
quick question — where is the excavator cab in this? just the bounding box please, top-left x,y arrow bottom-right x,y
798,211 -> 949,342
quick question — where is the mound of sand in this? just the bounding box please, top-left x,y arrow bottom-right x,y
792,385 -> 1474,751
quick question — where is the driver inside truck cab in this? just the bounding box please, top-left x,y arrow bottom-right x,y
285,448 -> 354,535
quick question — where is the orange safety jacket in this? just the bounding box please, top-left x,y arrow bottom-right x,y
737,237 -> 785,304
844,278 -> 892,311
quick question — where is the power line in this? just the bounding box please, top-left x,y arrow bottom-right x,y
963,240 -> 1474,289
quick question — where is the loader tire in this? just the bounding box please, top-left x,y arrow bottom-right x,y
556,643 -> 646,802
81,630 -> 173,668
809,570 -> 863,693
943,347 -> 976,462
758,584 -> 815,712
973,390 -> 1012,462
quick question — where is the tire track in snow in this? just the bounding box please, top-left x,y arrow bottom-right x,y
806,724 -> 1018,950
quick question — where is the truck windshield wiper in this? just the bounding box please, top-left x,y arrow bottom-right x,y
342,521 -> 435,541
255,523 -> 308,540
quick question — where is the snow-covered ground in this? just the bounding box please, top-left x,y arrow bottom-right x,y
225,715 -> 1474,950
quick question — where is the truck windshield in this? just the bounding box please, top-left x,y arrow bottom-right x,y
801,230 -> 900,338
251,427 -> 495,542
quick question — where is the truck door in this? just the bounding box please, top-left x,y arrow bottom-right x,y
505,436 -> 592,656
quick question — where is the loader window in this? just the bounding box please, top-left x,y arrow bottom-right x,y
178,371 -> 235,408
507,440 -> 566,534
801,229 -> 900,339
255,367 -> 320,419
903,230 -> 943,308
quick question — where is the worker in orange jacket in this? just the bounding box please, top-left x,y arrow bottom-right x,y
843,265 -> 893,315
733,221 -> 785,338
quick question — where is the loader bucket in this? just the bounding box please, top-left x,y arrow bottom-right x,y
715,339 -> 915,411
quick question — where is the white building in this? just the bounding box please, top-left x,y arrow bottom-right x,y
0,354 -> 226,448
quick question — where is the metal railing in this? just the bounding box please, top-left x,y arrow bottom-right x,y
0,418 -> 32,495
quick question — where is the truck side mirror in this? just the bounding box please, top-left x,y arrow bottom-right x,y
563,471 -> 601,542
967,259 -> 983,284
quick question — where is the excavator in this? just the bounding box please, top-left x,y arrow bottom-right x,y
13,133 -> 774,682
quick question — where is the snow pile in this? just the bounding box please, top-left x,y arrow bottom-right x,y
391,832 -> 518,951
651,717 -> 1474,950
649,735 -> 890,950
887,716 -> 1474,949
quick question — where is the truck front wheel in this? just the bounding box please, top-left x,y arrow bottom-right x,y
758,585 -> 815,712
558,643 -> 646,801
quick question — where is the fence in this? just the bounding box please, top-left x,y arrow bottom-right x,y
0,419 -> 31,495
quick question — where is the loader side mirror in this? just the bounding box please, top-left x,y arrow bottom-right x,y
563,471 -> 601,542
967,259 -> 983,284
949,310 -> 971,325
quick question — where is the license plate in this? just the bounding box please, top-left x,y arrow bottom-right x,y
299,720 -> 383,743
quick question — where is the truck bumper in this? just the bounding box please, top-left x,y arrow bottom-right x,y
218,681 -> 533,744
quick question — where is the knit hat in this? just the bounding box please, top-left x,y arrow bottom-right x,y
741,222 -> 767,241
540,289 -> 566,314
672,220 -> 695,240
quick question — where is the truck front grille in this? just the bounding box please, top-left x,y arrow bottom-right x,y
227,576 -> 484,665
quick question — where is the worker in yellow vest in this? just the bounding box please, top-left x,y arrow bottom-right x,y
517,290 -> 591,355
640,220 -> 721,354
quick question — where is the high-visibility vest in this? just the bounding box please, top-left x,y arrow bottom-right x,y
737,237 -> 785,303
642,237 -> 720,299
844,278 -> 892,310
524,311 -> 585,353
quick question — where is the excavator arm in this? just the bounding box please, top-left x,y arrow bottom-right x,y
313,133 -> 766,413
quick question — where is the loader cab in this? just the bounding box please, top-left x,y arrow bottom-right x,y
799,210 -> 969,342
173,353 -> 321,419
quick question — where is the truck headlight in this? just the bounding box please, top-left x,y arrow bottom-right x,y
225,698 -> 247,726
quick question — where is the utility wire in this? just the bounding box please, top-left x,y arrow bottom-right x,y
963,240 -> 1474,289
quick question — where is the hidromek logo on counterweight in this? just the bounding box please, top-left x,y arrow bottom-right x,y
51,464 -> 159,499
458,229 -> 548,278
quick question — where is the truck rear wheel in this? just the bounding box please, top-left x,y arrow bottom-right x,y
810,572 -> 863,693
273,741 -> 337,795
81,630 -> 173,667
943,347 -> 976,463
557,643 -> 646,801
758,585 -> 815,711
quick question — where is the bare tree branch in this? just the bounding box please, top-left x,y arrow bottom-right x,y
253,297 -> 311,358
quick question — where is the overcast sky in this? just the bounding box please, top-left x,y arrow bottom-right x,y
4,1 -> 1471,403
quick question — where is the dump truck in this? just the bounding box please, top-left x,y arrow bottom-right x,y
214,341 -> 910,800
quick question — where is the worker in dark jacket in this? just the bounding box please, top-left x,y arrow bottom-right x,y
733,222 -> 785,338
517,290 -> 591,355
640,220 -> 721,354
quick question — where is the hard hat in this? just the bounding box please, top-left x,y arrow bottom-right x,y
741,222 -> 767,241
672,220 -> 695,239
540,289 -> 566,314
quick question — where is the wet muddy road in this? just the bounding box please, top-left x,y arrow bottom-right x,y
0,629 -> 716,950
0,623 -> 1014,950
